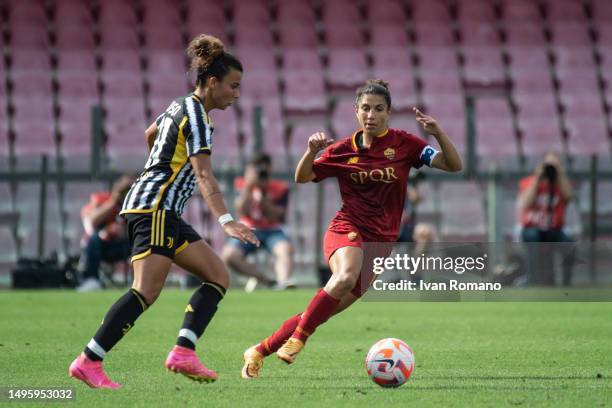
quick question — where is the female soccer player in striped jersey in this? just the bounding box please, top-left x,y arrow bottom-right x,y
69,34 -> 259,388
241,79 -> 462,378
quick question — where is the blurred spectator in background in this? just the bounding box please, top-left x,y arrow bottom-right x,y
518,152 -> 576,285
397,172 -> 425,242
222,153 -> 293,291
76,175 -> 134,292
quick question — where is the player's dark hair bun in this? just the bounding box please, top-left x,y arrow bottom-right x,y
187,34 -> 226,72
186,34 -> 243,87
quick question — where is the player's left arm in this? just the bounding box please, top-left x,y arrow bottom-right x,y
413,107 -> 462,172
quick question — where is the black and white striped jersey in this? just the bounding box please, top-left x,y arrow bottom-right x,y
121,93 -> 213,216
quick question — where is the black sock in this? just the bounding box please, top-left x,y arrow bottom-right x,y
84,289 -> 149,361
176,281 -> 226,350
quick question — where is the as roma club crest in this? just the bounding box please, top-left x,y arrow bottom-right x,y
384,147 -> 395,160
347,156 -> 359,164
347,232 -> 358,241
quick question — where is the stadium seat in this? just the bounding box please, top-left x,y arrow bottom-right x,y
278,22 -> 318,50
322,0 -> 360,26
208,107 -> 239,153
8,24 -> 49,49
185,0 -> 227,42
439,182 -> 486,239
332,99 -> 360,139
413,23 -> 454,47
369,26 -> 409,49
99,28 -> 140,51
103,73 -> 144,99
147,50 -> 187,77
327,50 -> 370,89
326,24 -> 364,49
420,72 -> 462,95
461,46 -> 505,84
148,75 -> 189,101
97,0 -> 137,28
504,22 -> 547,46
366,0 -> 406,26
543,0 -> 586,22
54,0 -> 93,27
566,119 -> 610,155
144,26 -> 184,51
549,22 -> 591,48
56,50 -> 97,72
283,71 -> 327,114
288,122 -> 329,157
55,26 -> 96,51
411,0 -> 451,23
519,120 -> 564,155
10,49 -> 50,73
417,47 -> 458,72
501,0 -> 540,23
456,0 -> 496,22
12,121 -> 56,156
232,0 -> 270,27
57,72 -> 98,100
240,97 -> 284,155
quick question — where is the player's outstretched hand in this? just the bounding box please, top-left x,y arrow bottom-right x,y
413,107 -> 442,136
308,132 -> 334,154
223,221 -> 260,246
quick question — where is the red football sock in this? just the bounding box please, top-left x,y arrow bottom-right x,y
256,313 -> 301,356
291,289 -> 340,343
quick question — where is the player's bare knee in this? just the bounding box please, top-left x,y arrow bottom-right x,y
136,286 -> 162,305
331,271 -> 359,295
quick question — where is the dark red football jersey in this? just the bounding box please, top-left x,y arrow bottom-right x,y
312,128 -> 437,241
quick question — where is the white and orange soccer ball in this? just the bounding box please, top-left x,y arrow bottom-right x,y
365,338 -> 415,388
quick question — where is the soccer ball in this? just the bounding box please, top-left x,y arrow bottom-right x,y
365,338 -> 415,388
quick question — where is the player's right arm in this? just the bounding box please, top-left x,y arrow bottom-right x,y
295,132 -> 333,183
519,168 -> 543,210
190,154 -> 260,246
145,121 -> 157,152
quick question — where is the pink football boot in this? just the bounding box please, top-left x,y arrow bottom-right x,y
165,345 -> 218,383
68,353 -> 122,389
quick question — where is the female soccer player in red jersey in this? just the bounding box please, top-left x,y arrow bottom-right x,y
68,34 -> 259,389
241,79 -> 462,378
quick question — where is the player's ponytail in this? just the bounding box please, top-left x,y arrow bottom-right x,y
186,34 -> 243,87
355,79 -> 392,110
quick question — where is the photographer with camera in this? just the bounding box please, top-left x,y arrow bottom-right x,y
222,153 -> 293,290
518,152 -> 575,285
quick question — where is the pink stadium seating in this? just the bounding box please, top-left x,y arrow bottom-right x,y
544,0 -> 586,22
288,122 -> 329,156
370,26 -> 409,49
57,72 -> 98,100
234,25 -> 275,49
10,49 -> 50,73
417,47 -> 458,72
420,72 -> 462,95
148,75 -> 189,101
456,0 -> 496,22
185,0 -> 227,42
147,50 -> 187,77
7,0 -> 46,25
103,74 -> 144,99
327,50 -> 369,89
439,182 -> 486,239
332,99 -> 360,139
55,26 -> 95,50
208,107 -> 239,152
323,0 -> 360,26
505,22 -> 546,45
144,26 -> 184,51
232,0 -> 270,27
278,22 -> 318,49
411,0 -> 451,23
99,27 -> 140,51
56,50 -> 97,72
326,24 -> 364,49
101,51 -> 141,75
54,0 -> 93,27
501,0 -> 540,23
9,25 -> 49,49
240,97 -> 284,154
549,22 -> 591,48
366,0 -> 406,26
462,46 -> 505,83
12,121 -> 56,156
413,22 -> 454,47
97,0 -> 137,28
284,71 -> 327,113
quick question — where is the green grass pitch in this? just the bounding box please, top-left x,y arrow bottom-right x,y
1,289 -> 611,407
